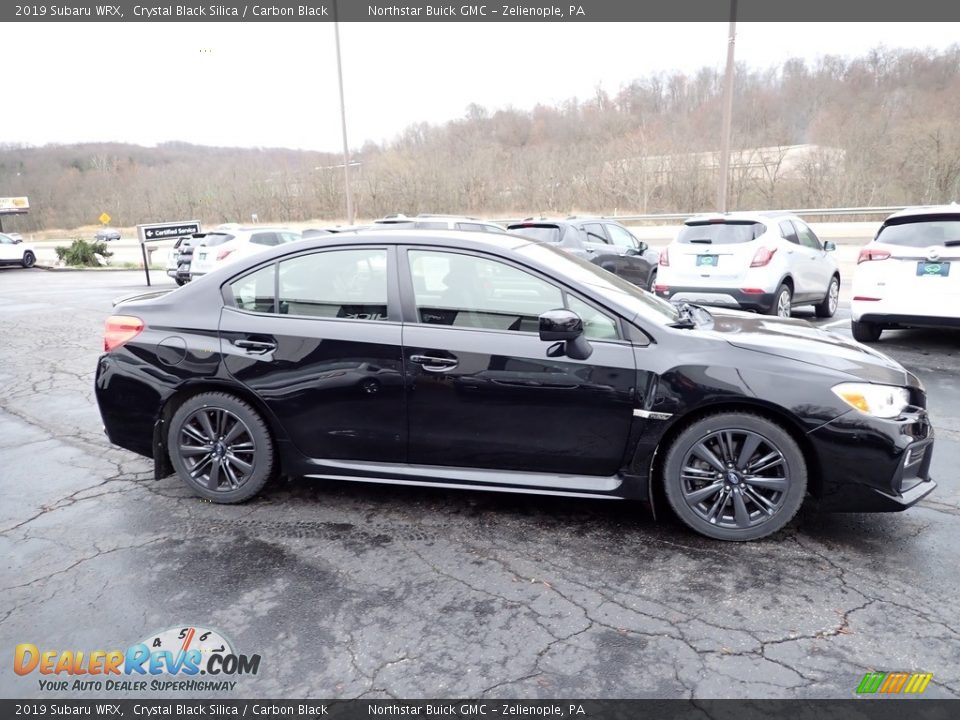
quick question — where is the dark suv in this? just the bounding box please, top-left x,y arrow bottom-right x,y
507,218 -> 659,290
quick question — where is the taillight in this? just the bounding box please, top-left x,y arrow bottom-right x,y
857,248 -> 891,264
750,247 -> 777,267
654,284 -> 669,294
659,248 -> 670,266
104,315 -> 144,352
217,248 -> 236,261
741,288 -> 765,294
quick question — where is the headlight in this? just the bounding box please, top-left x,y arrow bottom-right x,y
832,382 -> 910,418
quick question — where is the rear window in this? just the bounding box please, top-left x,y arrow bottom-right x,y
508,224 -> 564,243
677,222 -> 765,244
876,216 -> 960,247
200,233 -> 234,247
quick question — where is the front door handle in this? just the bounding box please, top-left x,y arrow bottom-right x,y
410,354 -> 458,372
234,338 -> 277,354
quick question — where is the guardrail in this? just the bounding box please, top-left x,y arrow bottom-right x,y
497,205 -> 914,224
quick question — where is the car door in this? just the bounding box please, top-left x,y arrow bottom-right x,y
0,234 -> 18,262
793,220 -> 834,299
777,220 -> 809,298
606,223 -> 654,287
400,247 -> 636,476
219,245 -> 407,463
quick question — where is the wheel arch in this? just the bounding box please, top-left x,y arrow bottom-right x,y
646,398 -> 824,514
153,380 -> 287,479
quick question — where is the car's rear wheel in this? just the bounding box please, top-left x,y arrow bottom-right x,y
21,251 -> 35,268
815,276 -> 840,318
768,283 -> 792,318
168,392 -> 274,503
175,277 -> 187,287
851,320 -> 882,342
662,412 -> 807,541
647,269 -> 657,292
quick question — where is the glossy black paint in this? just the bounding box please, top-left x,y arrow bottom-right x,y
94,230 -> 935,512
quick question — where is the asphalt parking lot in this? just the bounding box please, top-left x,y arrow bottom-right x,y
1,268 -> 958,699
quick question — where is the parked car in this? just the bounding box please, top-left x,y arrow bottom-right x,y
0,233 -> 36,268
95,228 -> 122,242
95,229 -> 935,541
851,206 -> 960,342
189,227 -> 302,279
165,235 -> 204,286
506,218 -> 659,291
655,212 -> 840,318
374,214 -> 506,233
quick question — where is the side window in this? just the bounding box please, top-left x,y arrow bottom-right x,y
277,232 -> 301,244
606,224 -> 639,250
0,235 -> 13,245
229,265 -> 276,314
250,232 -> 279,246
794,222 -> 822,250
582,223 -> 609,244
278,248 -> 389,320
408,250 -> 563,332
566,295 -> 619,341
455,222 -> 486,232
779,221 -> 799,244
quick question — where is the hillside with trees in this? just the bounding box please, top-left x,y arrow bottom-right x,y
3,45 -> 960,232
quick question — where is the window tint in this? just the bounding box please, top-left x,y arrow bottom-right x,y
677,222 -> 765,244
794,222 -> 822,250
582,223 -> 608,244
606,224 -> 639,250
278,231 -> 302,244
507,225 -> 563,243
875,216 -> 960,247
567,295 -> 619,341
250,232 -> 280,246
230,265 -> 276,314
278,248 -> 388,320
200,233 -> 234,247
408,250 -> 562,332
0,235 -> 13,245
778,221 -> 799,244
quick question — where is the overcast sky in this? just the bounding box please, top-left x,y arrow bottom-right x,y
8,22 -> 959,152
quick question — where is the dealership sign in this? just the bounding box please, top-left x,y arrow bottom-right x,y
0,197 -> 29,213
138,220 -> 201,242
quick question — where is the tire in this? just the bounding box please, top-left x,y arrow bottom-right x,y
662,412 -> 807,541
168,392 -> 275,503
647,269 -> 657,293
767,283 -> 792,318
175,277 -> 187,287
851,320 -> 882,343
21,251 -> 35,269
814,275 -> 840,319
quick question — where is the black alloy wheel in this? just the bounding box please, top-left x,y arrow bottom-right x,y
168,392 -> 274,502
21,251 -> 35,268
663,412 -> 807,540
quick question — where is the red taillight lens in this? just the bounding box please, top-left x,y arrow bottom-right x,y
104,315 -> 144,352
654,284 -> 669,294
857,248 -> 891,264
741,287 -> 765,294
750,247 -> 777,267
659,248 -> 670,266
217,248 -> 236,261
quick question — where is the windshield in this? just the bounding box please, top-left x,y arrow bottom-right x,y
508,225 -> 564,243
677,222 -> 765,244
876,216 -> 960,247
515,242 -> 679,324
200,233 -> 234,247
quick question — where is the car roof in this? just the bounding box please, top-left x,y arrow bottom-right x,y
683,211 -> 798,224
883,204 -> 960,222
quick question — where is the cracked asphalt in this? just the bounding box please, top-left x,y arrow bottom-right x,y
1,268 -> 958,699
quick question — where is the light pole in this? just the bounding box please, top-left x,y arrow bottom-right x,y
334,9 -> 355,224
717,0 -> 737,213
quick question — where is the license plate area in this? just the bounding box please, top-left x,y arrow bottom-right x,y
198,252 -> 207,260
917,261 -> 950,277
696,254 -> 718,267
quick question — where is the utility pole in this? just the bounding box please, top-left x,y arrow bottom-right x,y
717,0 -> 738,213
333,8 -> 355,224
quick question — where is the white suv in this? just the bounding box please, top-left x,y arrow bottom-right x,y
190,227 -> 301,279
851,206 -> 960,342
655,212 -> 840,318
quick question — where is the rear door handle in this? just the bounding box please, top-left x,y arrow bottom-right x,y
234,338 -> 277,354
410,354 -> 459,372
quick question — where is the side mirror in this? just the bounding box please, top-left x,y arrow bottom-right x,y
637,241 -> 648,254
823,241 -> 837,252
539,309 -> 593,360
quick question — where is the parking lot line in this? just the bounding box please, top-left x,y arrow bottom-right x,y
823,319 -> 850,329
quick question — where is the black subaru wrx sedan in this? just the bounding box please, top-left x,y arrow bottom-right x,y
94,230 -> 936,541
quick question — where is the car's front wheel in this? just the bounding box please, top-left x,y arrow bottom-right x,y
852,320 -> 882,342
21,251 -> 35,268
647,269 -> 657,292
168,392 -> 275,503
815,276 -> 840,318
175,277 -> 187,287
662,412 -> 807,541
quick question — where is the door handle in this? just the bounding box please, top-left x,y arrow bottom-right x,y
410,354 -> 458,372
234,338 -> 276,354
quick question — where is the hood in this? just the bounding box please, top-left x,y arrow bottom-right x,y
703,309 -> 917,387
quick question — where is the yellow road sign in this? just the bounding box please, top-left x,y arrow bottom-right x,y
99,212 -> 111,225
